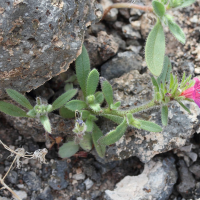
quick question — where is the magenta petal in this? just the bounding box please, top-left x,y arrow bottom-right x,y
181,87 -> 194,99
194,98 -> 200,108
194,78 -> 200,89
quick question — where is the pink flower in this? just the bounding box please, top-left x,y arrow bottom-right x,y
180,77 -> 200,107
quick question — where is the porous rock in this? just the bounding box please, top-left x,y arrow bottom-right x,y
105,157 -> 177,200
0,0 -> 102,99
95,70 -> 200,163
101,52 -> 143,80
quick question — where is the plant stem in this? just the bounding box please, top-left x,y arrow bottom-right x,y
100,99 -> 157,117
102,3 -> 153,19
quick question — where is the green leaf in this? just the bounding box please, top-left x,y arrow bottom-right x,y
65,100 -> 87,111
86,69 -> 99,96
110,101 -> 121,110
89,103 -> 101,112
64,83 -> 73,91
6,89 -> 33,110
85,119 -> 94,132
59,107 -> 75,119
101,79 -> 113,107
58,141 -> 79,158
178,0 -> 196,8
161,105 -> 168,126
92,124 -> 106,158
151,76 -> 159,92
80,110 -> 90,120
166,15 -> 186,44
101,114 -> 124,124
95,92 -> 104,104
157,56 -> 172,84
0,101 -> 28,117
40,115 -> 51,133
75,45 -> 90,98
27,109 -> 37,118
52,89 -> 77,111
79,132 -> 92,151
178,101 -> 191,113
139,120 -> 162,132
65,74 -> 77,83
98,118 -> 127,146
152,0 -> 166,18
145,20 -> 165,76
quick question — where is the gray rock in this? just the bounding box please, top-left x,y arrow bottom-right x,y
105,157 -> 177,200
0,0 -> 102,99
91,190 -> 101,199
84,31 -> 119,68
12,190 -> 27,200
177,160 -> 196,198
95,70 -> 200,163
101,52 -> 143,80
122,24 -> 141,39
3,111 -> 75,142
38,187 -> 53,200
100,0 -> 118,21
84,178 -> 94,190
72,173 -> 86,181
189,162 -> 200,179
48,160 -> 70,190
23,171 -> 41,191
6,171 -> 18,184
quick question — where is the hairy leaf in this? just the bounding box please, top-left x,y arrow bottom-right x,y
86,69 -> 99,96
152,0 -> 166,18
58,141 -> 79,158
157,56 -> 172,84
101,114 -> 124,124
161,105 -> 168,126
40,115 -> 51,133
6,89 -> 33,110
139,120 -> 162,132
0,101 -> 28,117
151,76 -> 159,92
65,100 -> 87,111
89,103 -> 101,112
59,107 -> 75,119
64,83 -> 73,91
101,79 -> 113,107
75,45 -> 90,97
145,20 -> 165,76
178,101 -> 191,113
98,118 -> 127,146
79,132 -> 92,151
95,92 -> 104,104
166,15 -> 186,44
85,119 -> 94,132
92,124 -> 106,158
52,89 -> 77,111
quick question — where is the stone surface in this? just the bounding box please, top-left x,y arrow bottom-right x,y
0,0 -> 102,99
95,71 -> 200,163
12,190 -> 27,200
2,111 -> 74,142
105,157 -> 177,200
6,171 -> 18,184
84,178 -> 94,190
101,52 -> 143,80
177,160 -> 196,199
122,24 -> 141,39
23,171 -> 41,191
48,160 -> 70,190
189,162 -> 200,179
84,31 -> 119,68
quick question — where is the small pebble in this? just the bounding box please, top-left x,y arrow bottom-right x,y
84,178 -> 94,190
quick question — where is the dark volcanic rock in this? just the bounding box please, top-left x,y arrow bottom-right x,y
177,159 -> 196,198
0,0 -> 102,99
